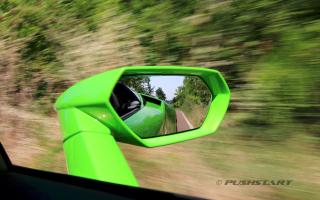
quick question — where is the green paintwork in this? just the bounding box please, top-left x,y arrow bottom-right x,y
57,107 -> 138,186
124,101 -> 165,138
55,66 -> 230,187
122,90 -> 178,138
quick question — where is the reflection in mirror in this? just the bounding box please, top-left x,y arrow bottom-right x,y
110,75 -> 212,138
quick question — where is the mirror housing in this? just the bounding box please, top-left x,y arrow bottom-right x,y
55,66 -> 230,148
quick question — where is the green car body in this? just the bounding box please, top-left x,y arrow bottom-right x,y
124,94 -> 177,138
124,96 -> 176,138
54,66 -> 230,187
110,83 -> 177,138
124,99 -> 165,137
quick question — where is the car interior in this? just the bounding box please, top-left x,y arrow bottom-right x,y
110,83 -> 142,118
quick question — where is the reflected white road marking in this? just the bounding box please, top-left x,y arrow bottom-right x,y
180,111 -> 194,129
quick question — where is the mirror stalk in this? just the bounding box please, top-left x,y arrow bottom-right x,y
57,107 -> 138,187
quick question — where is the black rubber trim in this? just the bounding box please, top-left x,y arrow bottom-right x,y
121,107 -> 140,120
0,143 -> 12,170
141,94 -> 162,105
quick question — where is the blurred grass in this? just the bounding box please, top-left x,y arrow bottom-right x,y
0,0 -> 320,199
200,112 -> 320,200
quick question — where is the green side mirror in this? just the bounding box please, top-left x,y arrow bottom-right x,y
54,66 -> 230,186
113,75 -> 212,138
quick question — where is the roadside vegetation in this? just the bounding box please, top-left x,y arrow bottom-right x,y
159,102 -> 177,135
172,76 -> 211,127
0,0 -> 319,199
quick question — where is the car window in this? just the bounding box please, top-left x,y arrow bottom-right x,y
111,83 -> 141,118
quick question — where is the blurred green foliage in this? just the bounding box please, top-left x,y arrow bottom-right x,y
117,0 -> 319,139
1,0 -> 318,132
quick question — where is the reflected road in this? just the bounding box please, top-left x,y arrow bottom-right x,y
176,110 -> 194,132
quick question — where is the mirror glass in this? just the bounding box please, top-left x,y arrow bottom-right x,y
110,75 -> 212,138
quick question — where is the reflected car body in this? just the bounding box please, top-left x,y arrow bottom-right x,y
111,83 -> 177,138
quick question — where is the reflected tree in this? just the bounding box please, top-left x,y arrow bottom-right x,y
120,76 -> 154,95
155,87 -> 166,101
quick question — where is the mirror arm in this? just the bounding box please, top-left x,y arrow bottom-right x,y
57,107 -> 138,187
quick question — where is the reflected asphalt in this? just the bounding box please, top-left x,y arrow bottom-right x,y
176,110 -> 194,132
